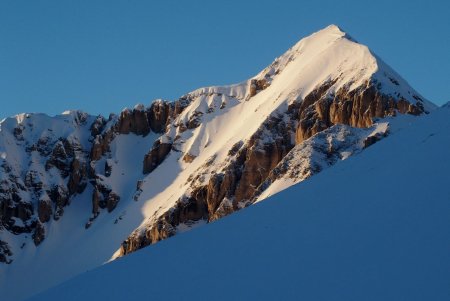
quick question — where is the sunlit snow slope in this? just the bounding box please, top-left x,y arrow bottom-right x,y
30,104 -> 450,301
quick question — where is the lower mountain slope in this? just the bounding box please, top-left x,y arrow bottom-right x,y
29,105 -> 450,301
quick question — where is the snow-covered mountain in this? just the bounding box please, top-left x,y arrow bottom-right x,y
0,25 -> 436,300
29,102 -> 450,301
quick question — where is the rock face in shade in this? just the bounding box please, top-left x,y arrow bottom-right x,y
142,140 -> 173,174
0,98 -> 190,252
0,23 -> 438,301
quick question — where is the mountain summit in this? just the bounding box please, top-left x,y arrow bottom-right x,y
0,25 -> 436,300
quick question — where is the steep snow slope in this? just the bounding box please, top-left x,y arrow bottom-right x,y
0,24 -> 437,301
29,105 -> 450,301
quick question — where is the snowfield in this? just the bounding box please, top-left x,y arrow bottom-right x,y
29,105 -> 450,301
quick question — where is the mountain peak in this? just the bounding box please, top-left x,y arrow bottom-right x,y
253,24 -> 435,112
294,24 -> 349,47
320,24 -> 358,42
0,25 -> 438,301
321,24 -> 346,35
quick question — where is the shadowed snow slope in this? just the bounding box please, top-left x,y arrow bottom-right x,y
29,106 -> 450,300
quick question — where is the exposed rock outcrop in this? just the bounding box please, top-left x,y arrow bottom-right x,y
68,157 -> 88,194
106,192 -> 120,213
91,186 -> 102,217
118,106 -> 151,136
248,77 -> 270,98
121,190 -> 208,255
0,240 -> 13,264
148,101 -> 170,133
37,196 -> 52,223
90,130 -> 115,161
295,82 -> 425,144
143,140 -> 172,174
182,153 -> 196,163
51,185 -> 69,221
45,140 -> 71,177
32,222 -> 45,246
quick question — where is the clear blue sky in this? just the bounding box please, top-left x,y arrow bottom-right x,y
1,0 -> 449,119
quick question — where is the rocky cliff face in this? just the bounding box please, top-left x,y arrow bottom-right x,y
0,112 -> 93,252
0,98 -> 190,258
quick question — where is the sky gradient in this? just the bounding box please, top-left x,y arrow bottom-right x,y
1,0 -> 449,119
